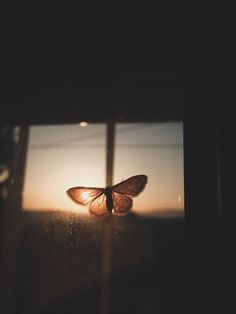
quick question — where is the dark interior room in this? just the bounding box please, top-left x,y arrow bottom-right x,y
0,3 -> 233,314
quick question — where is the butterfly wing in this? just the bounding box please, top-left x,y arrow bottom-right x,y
67,187 -> 104,205
89,193 -> 109,216
112,192 -> 133,215
67,175 -> 147,216
112,175 -> 148,196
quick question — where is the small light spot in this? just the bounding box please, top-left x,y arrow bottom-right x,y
79,122 -> 88,127
178,195 -> 181,203
0,168 -> 10,183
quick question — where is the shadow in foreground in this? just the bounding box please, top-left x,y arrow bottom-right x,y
14,211 -> 185,314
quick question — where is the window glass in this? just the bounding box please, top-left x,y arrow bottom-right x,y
1,121 -> 185,314
114,122 -> 184,216
23,124 -> 106,212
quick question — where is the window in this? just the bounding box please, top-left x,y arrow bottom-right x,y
23,122 -> 184,217
1,119 -> 185,314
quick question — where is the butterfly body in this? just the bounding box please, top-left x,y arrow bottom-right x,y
67,174 -> 148,217
104,187 -> 113,213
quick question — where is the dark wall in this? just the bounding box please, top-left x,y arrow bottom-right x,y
0,56 -> 182,125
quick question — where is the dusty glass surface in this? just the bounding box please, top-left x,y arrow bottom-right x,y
0,122 -> 185,314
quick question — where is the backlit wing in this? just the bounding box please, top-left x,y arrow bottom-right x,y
89,193 -> 109,216
112,192 -> 133,215
67,187 -> 104,205
112,175 -> 148,197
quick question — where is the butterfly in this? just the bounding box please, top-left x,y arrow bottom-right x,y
66,174 -> 148,217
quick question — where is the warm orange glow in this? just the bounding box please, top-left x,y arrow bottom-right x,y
22,123 -> 184,217
67,175 -> 147,216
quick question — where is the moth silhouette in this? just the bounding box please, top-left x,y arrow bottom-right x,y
67,174 -> 148,216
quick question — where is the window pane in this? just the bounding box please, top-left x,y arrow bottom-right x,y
23,124 -> 106,212
114,122 -> 184,217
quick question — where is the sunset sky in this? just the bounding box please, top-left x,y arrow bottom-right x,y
22,122 -> 184,216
